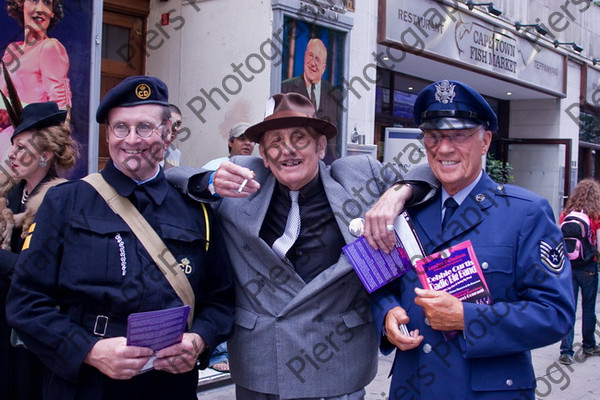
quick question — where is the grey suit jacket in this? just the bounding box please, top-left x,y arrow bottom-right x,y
169,156 -> 437,397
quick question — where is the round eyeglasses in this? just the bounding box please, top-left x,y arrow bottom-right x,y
109,121 -> 167,138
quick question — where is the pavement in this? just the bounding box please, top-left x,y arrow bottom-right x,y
197,297 -> 600,400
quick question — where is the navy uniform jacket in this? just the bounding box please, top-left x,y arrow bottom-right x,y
6,162 -> 235,400
371,172 -> 574,400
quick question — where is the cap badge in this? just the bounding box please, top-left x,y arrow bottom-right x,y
135,83 -> 151,100
434,80 -> 456,104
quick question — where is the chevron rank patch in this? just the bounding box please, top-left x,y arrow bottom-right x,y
540,240 -> 565,273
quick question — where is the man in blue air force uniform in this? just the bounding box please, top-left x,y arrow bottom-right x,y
369,80 -> 574,400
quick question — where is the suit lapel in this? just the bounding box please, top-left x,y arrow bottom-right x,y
234,170 -> 306,292
241,171 -> 274,238
294,77 -> 309,98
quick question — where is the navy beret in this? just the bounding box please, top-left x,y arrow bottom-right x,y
413,80 -> 498,132
96,76 -> 169,123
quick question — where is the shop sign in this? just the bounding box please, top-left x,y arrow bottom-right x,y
379,0 -> 566,96
585,67 -> 600,107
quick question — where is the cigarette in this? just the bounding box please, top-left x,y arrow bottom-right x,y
399,324 -> 409,336
237,179 -> 248,193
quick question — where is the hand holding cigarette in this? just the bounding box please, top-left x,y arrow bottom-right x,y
213,161 -> 260,198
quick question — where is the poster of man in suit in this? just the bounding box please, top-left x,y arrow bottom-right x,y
281,17 -> 344,164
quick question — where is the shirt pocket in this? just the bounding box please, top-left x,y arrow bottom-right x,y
476,245 -> 515,299
159,222 -> 207,246
68,216 -> 131,284
234,307 -> 260,331
157,222 -> 208,280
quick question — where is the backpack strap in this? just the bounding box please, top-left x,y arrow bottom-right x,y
83,173 -> 195,329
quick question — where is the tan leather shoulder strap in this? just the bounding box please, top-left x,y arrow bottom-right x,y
82,173 -> 194,328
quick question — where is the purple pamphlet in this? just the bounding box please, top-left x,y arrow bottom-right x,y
127,305 -> 190,351
343,234 -> 412,293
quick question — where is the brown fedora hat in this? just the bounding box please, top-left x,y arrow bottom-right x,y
245,92 -> 337,143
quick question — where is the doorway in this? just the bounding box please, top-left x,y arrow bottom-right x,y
99,0 -> 149,169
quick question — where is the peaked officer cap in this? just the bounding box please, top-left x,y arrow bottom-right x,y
413,80 -> 498,132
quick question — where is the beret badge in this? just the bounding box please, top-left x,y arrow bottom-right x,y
135,84 -> 152,100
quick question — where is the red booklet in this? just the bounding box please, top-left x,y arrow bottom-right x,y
414,240 -> 492,340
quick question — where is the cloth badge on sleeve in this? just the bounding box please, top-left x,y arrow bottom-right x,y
21,223 -> 36,251
540,240 -> 565,273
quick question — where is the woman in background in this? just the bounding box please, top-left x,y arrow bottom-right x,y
558,178 -> 600,365
0,101 -> 78,400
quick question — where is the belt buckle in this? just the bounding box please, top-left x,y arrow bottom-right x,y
93,315 -> 108,337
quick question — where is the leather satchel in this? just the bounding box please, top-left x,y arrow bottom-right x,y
83,173 -> 195,328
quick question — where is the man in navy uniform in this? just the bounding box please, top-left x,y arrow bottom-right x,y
369,80 -> 574,400
7,76 -> 235,400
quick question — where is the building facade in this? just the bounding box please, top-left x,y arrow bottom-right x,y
99,0 -> 600,216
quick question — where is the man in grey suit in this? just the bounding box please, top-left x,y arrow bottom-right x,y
282,38 -> 341,164
169,92 -> 428,399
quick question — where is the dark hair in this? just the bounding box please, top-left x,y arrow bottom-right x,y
7,0 -> 64,31
168,103 -> 182,115
160,106 -> 171,122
